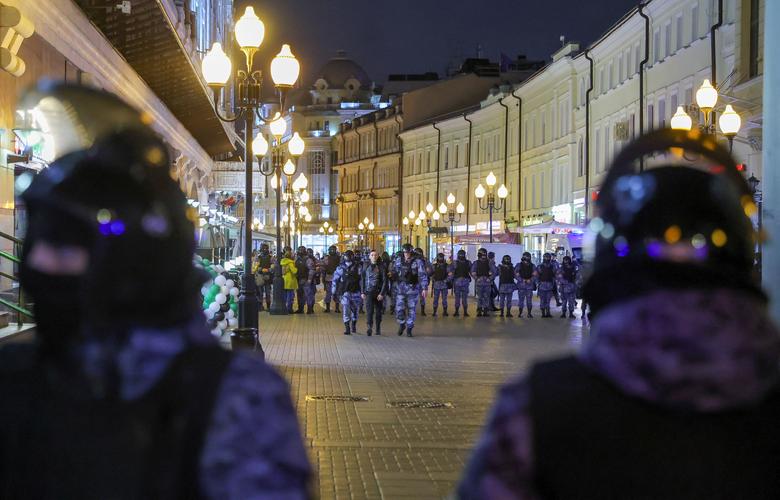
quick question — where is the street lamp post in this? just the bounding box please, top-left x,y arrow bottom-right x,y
319,221 -> 335,252
474,171 -> 509,243
422,202 -> 440,258
439,192 -> 465,258
670,79 -> 742,153
201,7 -> 301,330
748,174 -> 763,282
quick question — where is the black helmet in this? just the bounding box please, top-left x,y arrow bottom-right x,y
328,245 -> 338,255
402,243 -> 414,253
502,255 -> 512,265
488,251 -> 495,260
583,129 -> 761,317
457,249 -> 466,259
436,253 -> 445,262
344,249 -> 355,261
414,247 -> 424,256
18,82 -> 200,337
543,253 -> 552,261
563,255 -> 572,265
477,248 -> 487,259
522,251 -> 532,260
260,243 -> 270,254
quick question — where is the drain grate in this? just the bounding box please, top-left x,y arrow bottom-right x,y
305,395 -> 370,402
386,400 -> 454,409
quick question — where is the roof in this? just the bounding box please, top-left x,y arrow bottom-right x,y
313,51 -> 372,90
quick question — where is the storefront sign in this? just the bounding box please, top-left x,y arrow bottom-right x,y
552,203 -> 572,224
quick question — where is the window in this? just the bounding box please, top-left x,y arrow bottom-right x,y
670,94 -> 678,117
675,14 -> 683,51
599,67 -> 605,94
653,29 -> 660,63
309,151 -> 326,175
427,150 -> 431,172
608,62 -> 613,89
658,98 -> 666,128
524,120 -> 529,151
634,44 -> 641,74
524,179 -> 528,210
618,55 -> 623,84
444,145 -> 449,170
541,114 -> 546,144
604,125 -> 609,167
475,139 -> 480,164
749,0 -> 760,77
691,3 -> 699,44
417,153 -> 422,175
595,129 -> 600,173
630,113 -> 636,138
454,144 -> 459,168
579,78 -> 586,106
577,138 -> 584,177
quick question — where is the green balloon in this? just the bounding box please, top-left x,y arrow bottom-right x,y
203,259 -> 211,265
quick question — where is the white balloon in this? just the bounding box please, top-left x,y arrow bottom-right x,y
228,318 -> 238,328
220,285 -> 229,295
210,328 -> 221,337
201,286 -> 210,296
205,309 -> 215,319
226,309 -> 235,319
208,302 -> 220,313
215,293 -> 227,305
217,320 -> 228,330
229,287 -> 239,297
214,275 -> 227,287
225,279 -> 234,289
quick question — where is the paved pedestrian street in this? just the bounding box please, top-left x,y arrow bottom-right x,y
253,297 -> 584,499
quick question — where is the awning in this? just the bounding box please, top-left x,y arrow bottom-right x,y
75,0 -> 235,156
455,233 -> 521,244
517,220 -> 585,235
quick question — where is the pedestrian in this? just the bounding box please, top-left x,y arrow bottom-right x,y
431,253 -> 449,316
550,252 -> 563,307
536,252 -> 556,318
557,255 -> 579,318
458,128 -> 780,499
280,246 -> 298,313
471,248 -> 496,317
254,243 -> 273,311
514,251 -> 536,318
332,249 -> 361,335
488,251 -> 500,311
449,249 -> 472,317
381,251 -> 392,312
304,247 -> 318,314
497,255 -> 516,317
391,243 -> 429,337
361,250 -> 388,336
0,82 -> 309,498
322,245 -> 341,313
293,246 -> 308,314
415,247 -> 431,316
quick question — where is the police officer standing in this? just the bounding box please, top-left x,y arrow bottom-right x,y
391,244 -> 429,337
361,250 -> 388,336
449,249 -> 472,317
414,247 -> 431,316
497,255 -> 517,318
254,243 -> 273,312
514,252 -> 536,318
322,245 -> 341,313
304,248 -> 318,314
332,249 -> 362,335
557,255 -> 579,318
431,253 -> 450,316
471,248 -> 497,317
293,246 -> 308,314
536,252 -> 556,318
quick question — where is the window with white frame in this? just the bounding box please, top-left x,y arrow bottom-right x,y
676,14 -> 683,51
658,98 -> 666,128
653,29 -> 661,63
595,129 -> 600,173
691,3 -> 699,43
578,137 -> 584,177
444,145 -> 449,170
664,22 -> 672,59
454,143 -> 459,167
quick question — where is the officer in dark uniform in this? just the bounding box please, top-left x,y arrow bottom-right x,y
322,245 -> 341,313
449,249 -> 472,317
471,248 -> 497,317
293,246 -> 308,314
557,255 -> 579,318
497,255 -> 517,317
515,252 -> 537,318
391,244 -> 429,337
415,247 -> 432,316
431,253 -> 450,316
361,250 -> 388,336
254,243 -> 273,311
332,249 -> 362,335
536,253 -> 556,318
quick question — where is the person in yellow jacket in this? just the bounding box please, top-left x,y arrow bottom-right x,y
280,246 -> 297,313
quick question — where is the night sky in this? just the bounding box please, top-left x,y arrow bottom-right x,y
238,0 -> 641,87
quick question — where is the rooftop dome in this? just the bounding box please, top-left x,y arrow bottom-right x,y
313,51 -> 372,90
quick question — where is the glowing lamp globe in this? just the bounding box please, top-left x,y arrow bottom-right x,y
718,105 -> 741,136
283,159 -> 296,176
297,173 -> 309,189
439,203 -> 447,214
359,222 -> 365,230
475,183 -> 486,199
447,192 -> 456,205
300,190 -> 310,203
670,106 -> 692,131
234,7 -> 265,49
415,218 -> 422,226
202,43 -> 231,86
497,184 -> 509,199
288,132 -> 305,156
408,210 -> 416,220
252,133 -> 269,156
486,171 -> 497,187
403,217 -> 410,226
305,214 -> 312,222
696,79 -> 718,111
269,113 -> 287,138
271,44 -> 300,87
363,217 -> 370,225
368,223 -> 375,230
432,211 -> 440,221
319,227 -> 324,234
456,202 -> 465,214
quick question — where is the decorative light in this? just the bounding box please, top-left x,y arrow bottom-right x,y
425,202 -> 434,214
201,43 -> 232,86
296,173 -> 308,189
234,7 -> 265,49
304,214 -> 312,222
270,44 -> 300,87
359,222 -> 365,230
288,131 -> 305,156
283,159 -> 296,176
270,173 -> 279,190
718,104 -> 741,136
415,218 -> 422,226
408,210 -> 416,220
300,190 -> 310,203
328,227 -> 333,234
363,216 -> 369,225
497,184 -> 509,199
323,221 -> 329,229
298,205 -> 309,217
319,227 -> 325,233
485,171 -> 497,187
695,79 -> 718,111
252,133 -> 269,156
475,183 -> 486,199
447,192 -> 456,205
456,202 -> 465,214
432,211 -> 440,221
439,203 -> 448,214
403,216 -> 410,226
270,112 -> 287,138
670,106 -> 692,131
368,222 -> 375,230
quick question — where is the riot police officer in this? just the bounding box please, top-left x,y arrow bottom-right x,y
293,246 -> 308,314
332,249 -> 362,335
391,244 -> 429,337
515,252 -> 536,318
304,248 -> 318,314
557,255 -> 579,318
449,249 -> 472,317
497,255 -> 517,317
415,247 -> 432,316
471,248 -> 496,317
537,252 -> 556,318
431,253 -> 450,316
322,245 -> 341,313
254,243 -> 273,312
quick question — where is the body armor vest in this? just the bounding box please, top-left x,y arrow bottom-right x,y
476,259 -> 490,277
433,263 -> 448,281
518,262 -> 534,280
538,263 -> 554,282
499,264 -> 515,284
454,260 -> 470,278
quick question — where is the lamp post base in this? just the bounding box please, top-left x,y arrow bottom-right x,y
237,276 -> 259,331
270,263 -> 289,315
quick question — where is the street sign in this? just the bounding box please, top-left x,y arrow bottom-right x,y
428,227 -> 449,234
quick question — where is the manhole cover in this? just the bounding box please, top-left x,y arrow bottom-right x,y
305,395 -> 370,402
386,400 -> 454,409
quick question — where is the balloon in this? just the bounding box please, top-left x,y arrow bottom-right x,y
225,279 -> 234,289
220,303 -> 230,312
229,287 -> 239,297
214,312 -> 225,322
210,328 -> 221,337
206,309 -> 216,320
203,259 -> 211,265
226,309 -> 235,319
214,275 -> 227,287
215,293 -> 227,305
217,320 -> 228,330
207,318 -> 217,329
228,318 -> 238,328
208,302 -> 220,313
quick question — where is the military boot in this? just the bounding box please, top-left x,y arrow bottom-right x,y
527,310 -> 534,318
406,327 -> 413,337
432,307 -> 437,317
453,308 -> 460,317
397,324 -> 406,336
499,308 -> 504,317
375,323 -> 381,335
343,322 -> 351,335
476,308 -> 483,317
335,303 -> 341,313
325,303 -> 331,313
420,306 -> 427,316
506,308 -> 513,318
443,307 -> 449,317
351,320 -> 357,334
464,307 -> 470,317
560,310 -> 567,318
367,324 -> 373,336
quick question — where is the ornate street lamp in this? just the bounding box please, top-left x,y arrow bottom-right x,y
439,192 -> 465,258
475,171 -> 508,243
201,7 -> 301,329
670,79 -> 742,153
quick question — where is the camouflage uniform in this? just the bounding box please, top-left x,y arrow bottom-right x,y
556,259 -> 579,317
391,253 -> 429,336
431,260 -> 450,315
254,251 -> 274,311
332,258 -> 362,333
514,259 -> 537,317
322,252 -> 341,312
449,256 -> 472,316
497,261 -> 517,315
536,260 -> 557,317
471,257 -> 497,316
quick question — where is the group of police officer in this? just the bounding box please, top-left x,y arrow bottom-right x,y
253,241 -> 581,337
